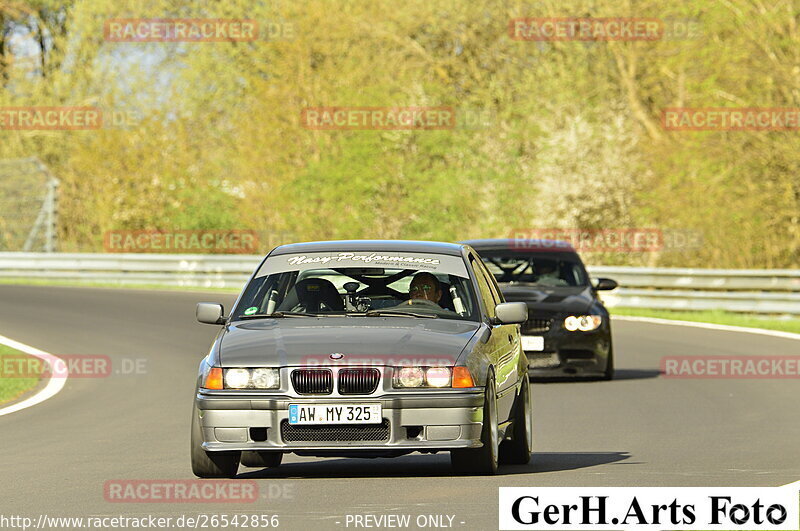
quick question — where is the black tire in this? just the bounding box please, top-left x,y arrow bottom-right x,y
241,451 -> 283,468
450,374 -> 499,475
190,405 -> 241,478
499,377 -> 533,465
602,349 -> 615,381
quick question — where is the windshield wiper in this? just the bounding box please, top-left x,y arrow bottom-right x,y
364,310 -> 438,319
240,311 -> 322,319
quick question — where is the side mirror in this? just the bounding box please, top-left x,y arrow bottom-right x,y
494,302 -> 528,325
594,278 -> 618,291
197,303 -> 226,325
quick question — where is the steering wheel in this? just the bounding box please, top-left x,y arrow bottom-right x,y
405,298 -> 442,309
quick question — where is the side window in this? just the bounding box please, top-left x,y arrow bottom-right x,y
470,255 -> 496,319
476,258 -> 505,304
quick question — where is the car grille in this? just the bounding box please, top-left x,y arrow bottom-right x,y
338,368 -> 380,395
280,419 -> 390,442
291,369 -> 333,394
524,317 -> 553,334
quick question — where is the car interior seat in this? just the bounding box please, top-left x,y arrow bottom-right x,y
277,278 -> 345,312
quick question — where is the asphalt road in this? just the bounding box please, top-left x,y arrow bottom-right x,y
1,285 -> 798,530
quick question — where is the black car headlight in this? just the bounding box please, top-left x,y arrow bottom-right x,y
564,315 -> 602,332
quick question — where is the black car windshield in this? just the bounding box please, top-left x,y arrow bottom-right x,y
479,252 -> 588,287
232,251 -> 479,321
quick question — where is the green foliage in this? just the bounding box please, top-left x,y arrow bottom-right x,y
0,346 -> 39,406
0,0 -> 797,264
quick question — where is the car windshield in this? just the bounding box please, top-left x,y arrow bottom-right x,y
479,252 -> 588,287
232,251 -> 479,321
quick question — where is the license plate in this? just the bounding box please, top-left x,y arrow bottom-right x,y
288,403 -> 382,425
521,335 -> 544,351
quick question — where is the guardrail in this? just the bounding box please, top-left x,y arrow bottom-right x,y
0,253 -> 260,288
1,253 -> 798,314
586,266 -> 800,314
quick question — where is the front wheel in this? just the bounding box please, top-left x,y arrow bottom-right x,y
190,405 -> 241,478
499,377 -> 533,465
451,374 -> 498,475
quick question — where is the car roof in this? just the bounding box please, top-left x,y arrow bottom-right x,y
460,238 -> 577,253
270,240 -> 467,257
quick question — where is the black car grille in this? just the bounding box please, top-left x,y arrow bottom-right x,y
291,369 -> 333,394
280,419 -> 390,442
338,368 -> 380,395
523,317 -> 553,334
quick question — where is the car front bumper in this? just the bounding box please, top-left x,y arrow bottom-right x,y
195,390 -> 485,452
522,326 -> 612,379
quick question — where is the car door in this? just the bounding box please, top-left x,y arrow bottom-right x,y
469,253 -> 519,424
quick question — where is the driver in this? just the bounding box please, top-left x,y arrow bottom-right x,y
535,260 -> 559,280
534,260 -> 566,286
406,272 -> 442,307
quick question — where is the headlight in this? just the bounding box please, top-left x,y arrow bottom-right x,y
224,368 -> 250,389
393,367 -> 463,388
395,367 -> 424,387
219,368 -> 280,389
250,368 -> 280,389
564,315 -> 602,332
425,367 -> 451,387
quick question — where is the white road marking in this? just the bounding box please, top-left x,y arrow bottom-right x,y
613,315 -> 800,341
0,334 -> 67,417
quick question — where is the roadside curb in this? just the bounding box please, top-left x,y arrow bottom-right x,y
0,334 -> 67,417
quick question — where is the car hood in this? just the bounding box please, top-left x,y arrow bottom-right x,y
218,317 -> 480,367
498,285 -> 595,314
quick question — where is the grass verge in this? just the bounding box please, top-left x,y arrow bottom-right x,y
611,307 -> 800,335
0,345 -> 41,406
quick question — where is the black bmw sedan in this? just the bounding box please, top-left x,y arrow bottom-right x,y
464,239 -> 618,380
